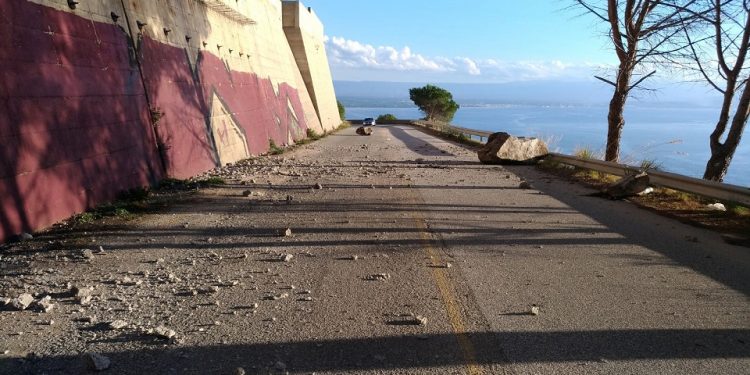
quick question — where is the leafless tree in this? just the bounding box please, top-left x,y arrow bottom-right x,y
681,0 -> 749,181
575,0 -> 709,162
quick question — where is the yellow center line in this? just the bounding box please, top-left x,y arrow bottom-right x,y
412,214 -> 484,375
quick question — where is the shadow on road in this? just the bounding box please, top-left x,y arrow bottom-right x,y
3,329 -> 748,373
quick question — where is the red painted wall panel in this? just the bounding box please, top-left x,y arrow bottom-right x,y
1,0 -> 316,242
0,0 -> 162,242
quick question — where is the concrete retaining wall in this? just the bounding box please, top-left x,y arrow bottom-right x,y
0,0 -> 339,242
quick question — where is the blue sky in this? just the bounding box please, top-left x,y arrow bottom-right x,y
302,0 -> 617,83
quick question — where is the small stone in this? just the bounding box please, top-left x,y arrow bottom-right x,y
414,315 -> 428,325
265,293 -> 289,301
79,295 -> 93,305
298,296 -> 313,302
530,306 -> 540,316
108,320 -> 128,330
80,249 -> 95,260
151,325 -> 177,340
34,296 -> 55,313
198,286 -> 220,294
19,232 -> 33,241
280,254 -> 294,262
314,183 -> 323,190
365,273 -> 391,281
519,181 -> 532,189
348,255 -> 360,261
280,228 -> 293,237
234,367 -> 246,375
86,353 -> 111,371
11,293 -> 34,311
242,190 -> 252,197
706,203 -> 727,211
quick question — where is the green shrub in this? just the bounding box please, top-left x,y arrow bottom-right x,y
376,114 -> 398,123
337,100 -> 345,120
268,139 -> 285,155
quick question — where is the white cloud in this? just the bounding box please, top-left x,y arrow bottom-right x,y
325,36 -> 610,82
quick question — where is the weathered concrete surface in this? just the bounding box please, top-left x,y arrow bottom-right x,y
0,125 -> 748,374
282,1 -> 342,130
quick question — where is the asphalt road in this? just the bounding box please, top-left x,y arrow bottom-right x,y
1,125 -> 748,374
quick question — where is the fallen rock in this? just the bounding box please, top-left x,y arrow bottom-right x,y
280,228 -> 293,237
108,320 -> 128,330
151,326 -> 177,340
530,306 -> 540,316
79,249 -> 95,260
314,183 -> 323,190
34,296 -> 55,313
518,181 -> 532,189
11,293 -> 34,311
477,132 -> 549,164
600,172 -> 650,199
85,353 -> 111,371
365,273 -> 391,281
356,126 -> 373,136
280,254 -> 294,262
706,203 -> 727,211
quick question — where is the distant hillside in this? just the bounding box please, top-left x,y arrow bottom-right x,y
334,80 -> 721,108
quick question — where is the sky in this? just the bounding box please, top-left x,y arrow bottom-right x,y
301,0 -> 619,83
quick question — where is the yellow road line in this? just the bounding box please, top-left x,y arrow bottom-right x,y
412,215 -> 484,375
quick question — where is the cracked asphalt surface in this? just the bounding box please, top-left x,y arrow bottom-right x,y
0,125 -> 748,374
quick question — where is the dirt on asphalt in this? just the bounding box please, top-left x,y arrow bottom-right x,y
0,125 -> 748,375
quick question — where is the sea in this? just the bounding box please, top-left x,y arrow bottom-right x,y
345,104 -> 749,187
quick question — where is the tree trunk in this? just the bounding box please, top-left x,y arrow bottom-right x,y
605,67 -> 632,162
703,82 -> 750,181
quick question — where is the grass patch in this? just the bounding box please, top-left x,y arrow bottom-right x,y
268,139 -> 285,155
197,176 -> 226,185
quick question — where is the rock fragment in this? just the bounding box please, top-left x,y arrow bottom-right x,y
79,249 -> 95,260
280,228 -> 293,237
108,320 -> 128,330
313,183 -> 323,190
530,306 -> 540,316
34,296 -> 55,313
11,293 -> 34,311
365,273 -> 391,281
85,353 -> 111,371
280,254 -> 294,262
151,326 -> 177,340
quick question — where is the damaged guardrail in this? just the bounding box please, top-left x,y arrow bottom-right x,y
547,153 -> 750,206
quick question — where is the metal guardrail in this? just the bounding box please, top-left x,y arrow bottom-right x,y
405,120 -> 750,205
548,153 -> 750,206
349,119 -> 749,204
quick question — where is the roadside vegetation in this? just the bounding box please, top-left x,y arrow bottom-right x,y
376,114 -> 398,123
573,0 -> 749,182
409,84 -> 459,122
539,148 -> 750,236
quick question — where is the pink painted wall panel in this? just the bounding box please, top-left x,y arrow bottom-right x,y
1,0 -> 319,242
0,0 -> 162,242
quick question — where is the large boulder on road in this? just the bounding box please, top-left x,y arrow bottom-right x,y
477,132 -> 549,164
356,126 -> 373,136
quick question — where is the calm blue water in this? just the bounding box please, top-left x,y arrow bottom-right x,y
347,105 -> 749,187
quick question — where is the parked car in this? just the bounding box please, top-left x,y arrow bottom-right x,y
362,117 -> 376,126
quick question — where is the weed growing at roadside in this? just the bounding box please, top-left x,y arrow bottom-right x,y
268,139 -> 285,155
